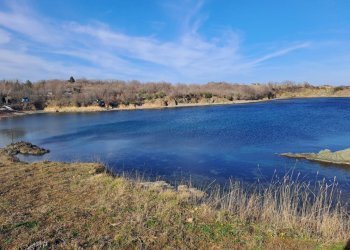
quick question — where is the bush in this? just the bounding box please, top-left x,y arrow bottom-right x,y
203,93 -> 213,98
33,98 -> 46,110
334,86 -> 344,92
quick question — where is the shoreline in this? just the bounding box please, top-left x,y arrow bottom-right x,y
1,95 -> 350,119
0,98 -> 270,118
280,148 -> 350,167
0,142 -> 349,248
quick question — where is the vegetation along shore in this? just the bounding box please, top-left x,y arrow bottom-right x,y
1,79 -> 350,118
0,142 -> 349,249
281,148 -> 350,166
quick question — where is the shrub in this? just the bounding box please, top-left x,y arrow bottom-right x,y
203,93 -> 213,98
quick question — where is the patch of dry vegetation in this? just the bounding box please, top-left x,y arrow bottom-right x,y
0,149 -> 349,249
1,79 -> 349,112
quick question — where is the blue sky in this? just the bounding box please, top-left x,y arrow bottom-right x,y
0,0 -> 349,84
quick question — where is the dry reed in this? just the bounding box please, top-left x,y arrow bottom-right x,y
206,172 -> 349,242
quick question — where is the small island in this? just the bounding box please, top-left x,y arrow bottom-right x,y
280,148 -> 350,166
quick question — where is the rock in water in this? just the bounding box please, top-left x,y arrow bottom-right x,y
3,141 -> 50,156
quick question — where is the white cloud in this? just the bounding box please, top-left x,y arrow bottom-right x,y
252,42 -> 311,64
0,2 -> 64,45
0,28 -> 11,44
0,0 -> 314,82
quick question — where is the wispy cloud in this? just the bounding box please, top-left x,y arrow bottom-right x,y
0,0 -> 312,82
0,28 -> 11,44
252,42 -> 311,64
0,1 -> 63,45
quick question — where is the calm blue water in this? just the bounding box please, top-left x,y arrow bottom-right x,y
1,98 -> 350,193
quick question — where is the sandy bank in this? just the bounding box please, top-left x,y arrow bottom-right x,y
43,99 -> 269,113
2,96 -> 349,119
1,99 -> 266,118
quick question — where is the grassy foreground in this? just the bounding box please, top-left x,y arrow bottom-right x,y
0,151 -> 349,249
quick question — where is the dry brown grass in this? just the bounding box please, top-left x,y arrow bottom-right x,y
2,79 -> 350,112
0,153 -> 349,249
209,175 -> 349,242
44,105 -> 106,113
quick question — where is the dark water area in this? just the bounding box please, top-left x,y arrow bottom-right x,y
1,98 -> 350,197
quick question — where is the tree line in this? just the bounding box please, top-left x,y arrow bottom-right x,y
0,78 -> 338,110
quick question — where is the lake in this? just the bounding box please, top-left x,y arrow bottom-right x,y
1,98 -> 350,194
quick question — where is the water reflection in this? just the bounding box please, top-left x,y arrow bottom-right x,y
0,128 -> 26,143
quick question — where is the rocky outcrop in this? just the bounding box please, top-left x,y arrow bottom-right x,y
177,184 -> 206,199
139,181 -> 206,199
3,141 -> 50,156
280,148 -> 350,166
139,181 -> 174,190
